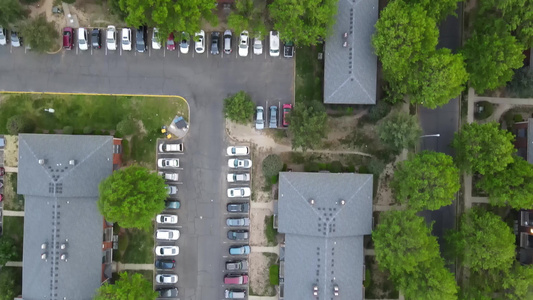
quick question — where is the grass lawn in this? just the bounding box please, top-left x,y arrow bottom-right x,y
3,216 -> 24,260
264,215 -> 278,246
2,173 -> 25,211
295,44 -> 324,104
0,93 -> 188,165
0,267 -> 23,297
118,227 -> 154,264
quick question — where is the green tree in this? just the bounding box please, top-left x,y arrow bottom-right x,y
287,101 -> 328,151
462,30 -> 524,93
94,272 -> 157,300
501,262 -> 533,300
6,115 -> 35,135
392,151 -> 460,211
508,67 -> 533,97
116,118 -> 138,136
262,154 -> 283,178
269,0 -> 337,45
377,113 -> 422,153
477,155 -> 533,209
446,208 -> 515,272
0,237 -> 18,266
227,0 -> 265,35
97,165 -> 167,230
478,0 -> 533,47
404,0 -> 462,21
0,268 -> 17,300
0,0 -> 24,27
223,91 -> 255,124
451,122 -> 516,175
21,15 -> 59,53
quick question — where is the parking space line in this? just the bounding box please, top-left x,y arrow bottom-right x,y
105,46 -> 107,55
91,47 -> 93,55
10,44 -> 12,54
149,46 -> 151,57
177,51 -> 180,58
192,51 -> 194,58
163,47 -> 165,57
76,45 -> 78,55
120,46 -> 122,56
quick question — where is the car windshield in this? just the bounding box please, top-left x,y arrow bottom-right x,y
254,43 -> 261,49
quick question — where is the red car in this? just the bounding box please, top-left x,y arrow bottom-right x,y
167,33 -> 175,51
63,27 -> 73,50
282,104 -> 292,127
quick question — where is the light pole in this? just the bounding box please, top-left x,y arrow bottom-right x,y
420,134 -> 440,138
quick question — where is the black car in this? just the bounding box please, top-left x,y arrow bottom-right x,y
210,31 -> 220,55
158,288 -> 178,298
155,259 -> 176,269
227,230 -> 249,241
136,26 -> 147,52
227,203 -> 249,213
91,28 -> 101,49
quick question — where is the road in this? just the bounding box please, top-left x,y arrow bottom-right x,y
418,3 -> 463,247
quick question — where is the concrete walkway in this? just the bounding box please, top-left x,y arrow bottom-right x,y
5,261 -> 22,267
4,166 -> 18,173
2,210 -> 24,216
251,202 -> 274,210
115,262 -> 154,271
251,246 -> 279,255
248,296 -> 278,300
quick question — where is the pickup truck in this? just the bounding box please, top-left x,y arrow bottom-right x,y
159,142 -> 183,152
283,41 -> 294,58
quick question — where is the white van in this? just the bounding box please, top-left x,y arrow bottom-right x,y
269,31 -> 280,57
78,28 -> 89,51
225,289 -> 246,299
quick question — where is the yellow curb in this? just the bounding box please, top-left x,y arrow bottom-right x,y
47,45 -> 63,55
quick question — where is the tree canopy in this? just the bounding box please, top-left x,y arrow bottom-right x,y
0,237 -> 18,266
392,151 -> 460,211
0,0 -> 24,27
223,91 -> 255,124
94,272 -> 157,300
377,113 -> 422,153
0,268 -> 18,300
227,0 -> 267,36
373,210 -> 457,299
269,0 -> 337,45
262,154 -> 283,178
97,165 -> 167,230
404,0 -> 462,22
445,208 -> 515,272
287,101 -> 328,151
21,15 -> 59,53
452,122 -> 515,175
501,262 -> 533,300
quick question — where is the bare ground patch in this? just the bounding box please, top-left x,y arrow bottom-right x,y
249,252 -> 278,297
250,209 -> 272,246
4,135 -> 18,167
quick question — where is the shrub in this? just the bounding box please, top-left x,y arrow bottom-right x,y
358,165 -> 370,174
304,162 -> 320,172
83,126 -> 93,134
367,101 -> 392,123
6,115 -> 35,134
474,101 -> 494,120
368,158 -> 386,176
507,67 -> 533,98
21,15 -> 59,52
269,265 -> 280,286
116,119 -> 138,136
62,126 -> 74,134
328,161 -> 343,173
262,154 -> 284,178
223,91 -> 255,124
514,114 -> 524,122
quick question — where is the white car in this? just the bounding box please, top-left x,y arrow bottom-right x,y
238,30 -> 249,57
159,172 -> 179,181
78,28 -> 89,50
227,187 -> 251,198
195,30 -> 205,53
269,31 -> 280,57
180,32 -> 190,54
255,106 -> 265,130
159,143 -> 183,152
156,229 -> 180,240
155,246 -> 179,256
253,36 -> 262,55
152,27 -> 161,49
227,146 -> 249,156
106,26 -> 117,50
121,28 -> 132,51
228,159 -> 252,169
0,27 -> 7,46
156,214 -> 178,224
166,185 -> 178,195
227,173 -> 251,182
158,158 -> 179,168
156,274 -> 178,284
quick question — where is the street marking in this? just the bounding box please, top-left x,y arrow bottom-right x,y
105,46 -> 107,55
76,45 -> 78,55
192,51 -> 194,58
163,47 -> 165,58
10,44 -> 12,54
177,51 -> 180,58
120,46 -> 122,56
149,46 -> 151,57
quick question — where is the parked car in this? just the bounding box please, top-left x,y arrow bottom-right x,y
159,142 -> 183,152
210,31 -> 220,55
91,28 -> 101,49
224,274 -> 248,284
238,30 -> 249,57
11,31 -> 21,47
195,30 -> 205,53
227,203 -> 249,213
226,146 -> 249,156
255,106 -> 265,130
227,187 -> 251,198
269,106 -> 278,129
106,26 -> 117,50
225,260 -> 249,270
136,26 -> 147,52
0,27 -> 7,46
165,200 -> 181,209
269,31 -> 280,57
158,288 -> 179,298
155,259 -> 176,269
228,159 -> 252,169
179,32 -> 190,54
155,246 -> 179,256
229,245 -> 251,255
78,28 -> 89,50
227,173 -> 250,182
166,32 -> 175,51
156,229 -> 180,240
62,27 -> 73,50
152,27 -> 161,50
159,172 -> 179,181
158,158 -> 180,168
226,218 -> 250,227
227,230 -> 249,240
225,289 -> 246,299
283,41 -> 294,58
253,35 -> 262,55
282,104 -> 292,127
165,185 -> 178,195
121,28 -> 132,51
156,274 -> 178,284
223,30 -> 232,54
156,214 -> 178,224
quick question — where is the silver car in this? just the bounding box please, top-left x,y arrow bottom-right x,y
255,106 -> 264,130
269,106 -> 278,128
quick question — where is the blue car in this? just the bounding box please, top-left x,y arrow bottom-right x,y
229,245 -> 250,255
166,200 -> 180,209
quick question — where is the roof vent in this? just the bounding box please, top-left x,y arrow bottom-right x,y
309,199 -> 315,205
60,254 -> 67,261
41,243 -> 47,250
38,159 -> 46,165
41,253 -> 47,260
334,284 -> 339,296
313,285 -> 319,296
60,243 -> 67,250
69,160 -> 76,166
340,200 -> 346,206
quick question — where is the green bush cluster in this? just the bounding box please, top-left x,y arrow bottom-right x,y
474,101 -> 495,120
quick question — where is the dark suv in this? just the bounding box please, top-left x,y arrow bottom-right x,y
227,230 -> 249,240
211,31 -> 220,55
91,28 -> 101,49
155,259 -> 175,269
227,203 -> 249,213
136,26 -> 147,52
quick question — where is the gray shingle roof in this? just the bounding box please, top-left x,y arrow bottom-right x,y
18,134 -> 114,300
278,172 -> 373,300
324,0 -> 378,104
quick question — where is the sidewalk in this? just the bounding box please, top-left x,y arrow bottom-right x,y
5,261 -> 22,267
251,246 -> 279,255
2,210 -> 24,216
248,296 -> 278,300
114,262 -> 154,272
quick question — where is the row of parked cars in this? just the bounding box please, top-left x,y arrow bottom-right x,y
154,141 -> 184,298
255,104 -> 292,130
224,146 -> 252,299
0,27 -> 23,47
